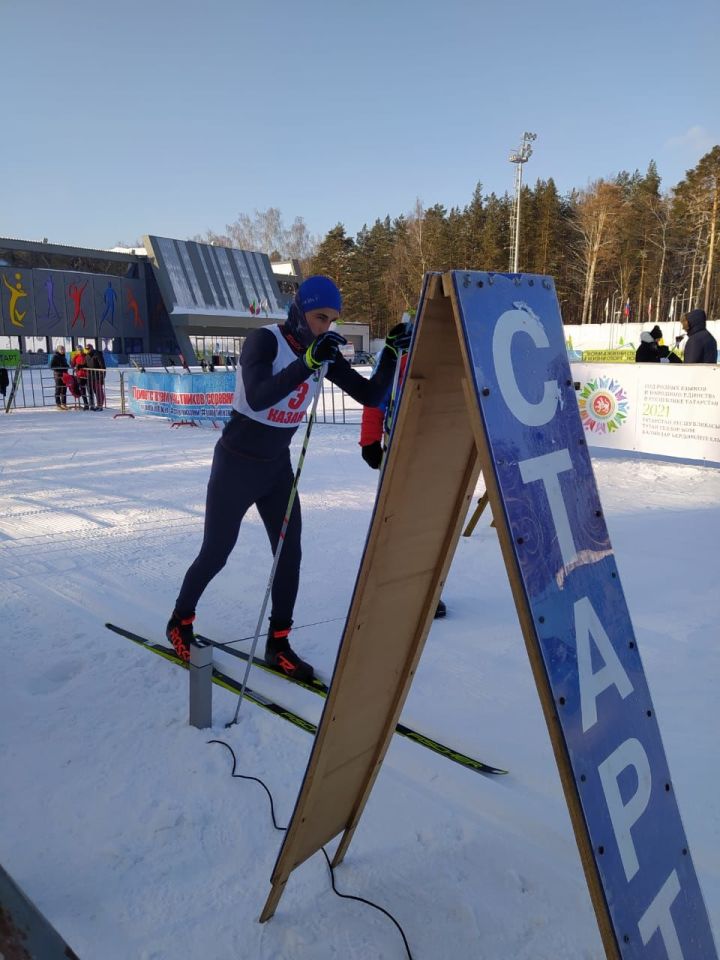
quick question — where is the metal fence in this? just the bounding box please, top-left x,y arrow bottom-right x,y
3,366 -> 372,424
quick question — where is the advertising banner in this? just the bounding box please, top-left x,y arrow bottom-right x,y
0,349 -> 21,366
573,362 -> 720,464
126,371 -> 235,422
580,349 -> 635,363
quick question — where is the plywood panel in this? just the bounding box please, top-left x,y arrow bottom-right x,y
260,277 -> 479,919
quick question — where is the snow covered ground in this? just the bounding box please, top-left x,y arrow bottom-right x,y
0,406 -> 718,959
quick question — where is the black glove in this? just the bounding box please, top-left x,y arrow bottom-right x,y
385,321 -> 413,356
304,331 -> 348,370
361,441 -> 383,470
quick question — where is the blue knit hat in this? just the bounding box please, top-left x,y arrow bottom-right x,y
296,275 -> 342,315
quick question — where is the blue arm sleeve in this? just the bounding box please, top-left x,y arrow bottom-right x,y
326,348 -> 397,406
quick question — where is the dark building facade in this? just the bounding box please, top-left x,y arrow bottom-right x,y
0,235 -> 291,363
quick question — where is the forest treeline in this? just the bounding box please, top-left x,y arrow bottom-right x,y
198,146 -> 719,339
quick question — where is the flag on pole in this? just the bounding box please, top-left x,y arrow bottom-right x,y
605,297 -> 609,321
668,296 -> 675,320
624,299 -> 631,319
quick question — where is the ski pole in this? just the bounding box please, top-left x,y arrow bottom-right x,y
228,362 -> 328,726
379,348 -> 406,476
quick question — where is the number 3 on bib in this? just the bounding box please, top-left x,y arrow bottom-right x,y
288,382 -> 309,410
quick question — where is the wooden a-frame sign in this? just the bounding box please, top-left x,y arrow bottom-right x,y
261,271 -> 716,959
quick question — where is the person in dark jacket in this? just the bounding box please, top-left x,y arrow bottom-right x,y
85,344 -> 106,410
654,326 -> 683,363
50,345 -> 70,408
681,309 -> 718,363
166,275 -> 412,681
636,325 -> 682,363
635,328 -> 661,363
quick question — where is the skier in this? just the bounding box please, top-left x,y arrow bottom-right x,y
166,275 -> 412,681
358,344 -> 447,619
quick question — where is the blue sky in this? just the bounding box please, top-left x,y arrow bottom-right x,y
2,0 -> 718,251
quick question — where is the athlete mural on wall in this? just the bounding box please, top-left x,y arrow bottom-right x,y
68,280 -> 89,328
101,281 -> 118,327
40,274 -> 63,327
2,273 -> 28,327
125,287 -> 144,329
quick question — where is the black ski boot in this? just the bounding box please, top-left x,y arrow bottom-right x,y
166,610 -> 196,661
264,619 -> 314,682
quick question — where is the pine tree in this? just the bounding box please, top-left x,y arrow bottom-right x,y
672,147 -> 720,316
308,225 -> 354,299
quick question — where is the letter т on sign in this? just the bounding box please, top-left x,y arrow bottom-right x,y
449,272 -> 717,959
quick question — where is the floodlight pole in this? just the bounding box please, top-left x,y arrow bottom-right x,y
508,132 -> 537,273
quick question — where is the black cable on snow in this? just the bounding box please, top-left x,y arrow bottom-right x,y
207,739 -> 413,960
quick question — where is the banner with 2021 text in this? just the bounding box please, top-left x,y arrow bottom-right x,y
571,362 -> 720,464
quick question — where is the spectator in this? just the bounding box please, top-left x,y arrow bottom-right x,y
70,346 -> 90,410
653,326 -> 683,363
50,345 -> 69,409
62,370 -> 82,406
681,309 -> 718,363
635,325 -> 682,364
85,343 -> 106,410
635,328 -> 661,363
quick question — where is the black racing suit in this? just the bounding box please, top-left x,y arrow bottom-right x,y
175,324 -> 398,622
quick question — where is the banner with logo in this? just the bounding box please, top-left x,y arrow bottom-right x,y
0,349 -> 21,366
573,362 -> 720,464
126,371 -> 235,422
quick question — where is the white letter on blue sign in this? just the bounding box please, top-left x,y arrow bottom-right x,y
493,307 -> 559,426
598,738 -> 651,882
519,450 -> 577,567
574,596 -> 634,733
638,870 -> 684,959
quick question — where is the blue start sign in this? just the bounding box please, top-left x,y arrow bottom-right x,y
452,272 -> 717,959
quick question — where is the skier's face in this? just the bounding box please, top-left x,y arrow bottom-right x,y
306,308 -> 340,338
